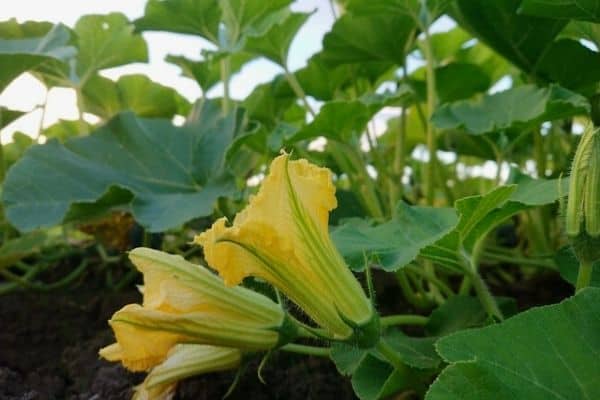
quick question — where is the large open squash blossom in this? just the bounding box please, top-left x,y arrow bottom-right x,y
195,154 -> 375,340
132,344 -> 241,400
100,248 -> 287,371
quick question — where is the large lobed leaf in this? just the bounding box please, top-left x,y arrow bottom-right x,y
426,288 -> 600,399
432,85 -> 589,135
332,202 -> 458,271
3,102 -> 243,232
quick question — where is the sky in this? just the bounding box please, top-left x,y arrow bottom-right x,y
0,0 -> 336,142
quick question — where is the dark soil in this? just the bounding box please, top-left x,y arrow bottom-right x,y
0,286 -> 355,400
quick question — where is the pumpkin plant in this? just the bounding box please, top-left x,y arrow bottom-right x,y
1,0 -> 599,399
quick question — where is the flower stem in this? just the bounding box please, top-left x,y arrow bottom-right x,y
470,269 -> 503,321
575,260 -> 593,293
280,343 -> 330,357
380,314 -> 428,327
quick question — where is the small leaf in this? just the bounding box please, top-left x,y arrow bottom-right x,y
82,74 -> 190,119
519,0 -> 600,23
425,296 -> 518,337
321,5 -> 418,66
332,202 -> 458,271
0,107 -> 25,129
554,246 -> 600,288
74,13 -> 148,82
0,24 -> 75,92
426,288 -> 600,399
135,0 -> 221,42
3,102 -> 243,232
166,52 -> 254,92
244,11 -> 311,67
432,85 -> 589,135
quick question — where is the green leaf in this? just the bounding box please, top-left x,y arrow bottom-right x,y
561,20 -> 600,50
244,11 -> 311,67
0,18 -> 54,38
288,91 -> 410,144
519,0 -> 600,23
219,0 -> 291,41
425,296 -> 518,337
321,3 -> 418,66
74,13 -> 148,83
450,0 -> 567,75
423,27 -> 472,63
135,0 -> 221,42
242,75 -> 296,128
0,230 -> 60,269
331,329 -> 440,400
536,39 -> 600,93
3,132 -> 35,170
0,24 -> 75,92
42,120 -> 93,142
432,85 -> 589,135
555,246 -> 600,288
0,107 -> 25,128
166,52 -> 254,92
455,42 -> 513,84
295,53 -> 393,101
332,202 -> 458,271
3,102 -> 243,232
81,74 -> 190,119
410,62 -> 491,103
508,173 -> 569,206
426,288 -> 600,399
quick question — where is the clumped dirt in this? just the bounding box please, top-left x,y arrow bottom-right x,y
0,286 -> 355,400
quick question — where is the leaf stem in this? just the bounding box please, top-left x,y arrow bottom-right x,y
404,264 -> 455,298
375,339 -> 408,372
280,343 -> 330,357
220,57 -> 231,114
575,260 -> 593,293
380,314 -> 428,327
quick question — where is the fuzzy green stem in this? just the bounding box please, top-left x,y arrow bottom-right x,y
380,314 -> 428,327
422,24 -> 437,206
281,343 -> 330,357
575,260 -> 593,293
470,270 -> 503,320
375,340 -> 409,372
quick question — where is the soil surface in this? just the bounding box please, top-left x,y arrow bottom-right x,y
0,286 -> 355,400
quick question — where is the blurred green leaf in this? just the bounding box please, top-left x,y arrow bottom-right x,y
432,85 -> 589,135
426,288 -> 600,399
166,51 -> 254,92
0,107 -> 25,129
135,0 -> 221,42
425,296 -> 518,336
0,24 -> 75,92
321,2 -> 418,66
219,0 -> 291,42
332,202 -> 458,271
244,11 -> 311,67
450,0 -> 567,75
42,120 -> 93,142
555,246 -> 600,288
3,101 -> 243,232
410,62 -> 491,103
74,13 -> 148,83
331,329 -> 439,400
82,74 -> 190,119
519,0 -> 600,23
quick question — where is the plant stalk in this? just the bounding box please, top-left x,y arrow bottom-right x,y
575,260 -> 593,293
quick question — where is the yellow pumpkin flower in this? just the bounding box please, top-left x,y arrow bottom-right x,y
195,154 -> 376,341
133,344 -> 241,400
100,248 -> 290,371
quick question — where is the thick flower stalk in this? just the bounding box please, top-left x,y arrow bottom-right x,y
132,344 -> 241,400
195,154 -> 377,343
100,248 -> 289,371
